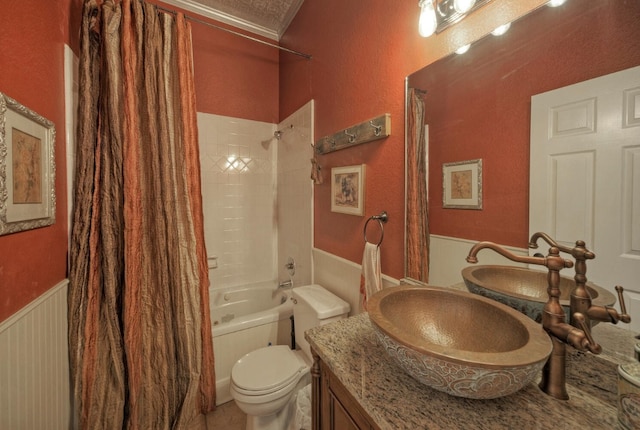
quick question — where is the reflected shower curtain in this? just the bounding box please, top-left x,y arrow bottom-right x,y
406,88 -> 430,282
68,0 -> 216,428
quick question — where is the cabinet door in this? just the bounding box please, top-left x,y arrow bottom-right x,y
328,390 -> 360,430
321,365 -> 371,430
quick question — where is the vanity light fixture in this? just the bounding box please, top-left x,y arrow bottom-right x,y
418,0 -> 492,37
491,22 -> 511,36
547,0 -> 567,7
418,0 -> 438,37
454,0 -> 476,14
455,44 -> 471,54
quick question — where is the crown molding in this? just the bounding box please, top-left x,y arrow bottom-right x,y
159,0 -> 280,41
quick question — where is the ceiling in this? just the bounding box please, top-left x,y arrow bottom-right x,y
161,0 -> 305,41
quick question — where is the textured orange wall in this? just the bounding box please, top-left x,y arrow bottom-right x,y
280,0 -> 547,279
189,16 -> 279,122
0,0 -> 71,322
151,1 -> 280,122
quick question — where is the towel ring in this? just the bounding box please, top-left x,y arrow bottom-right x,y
364,211 -> 388,247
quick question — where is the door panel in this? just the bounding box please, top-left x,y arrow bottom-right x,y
530,65 -> 640,331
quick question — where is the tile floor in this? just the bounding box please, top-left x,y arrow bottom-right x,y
206,400 -> 247,429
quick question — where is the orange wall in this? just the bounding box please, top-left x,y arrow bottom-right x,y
150,1 -> 280,122
280,0 -> 547,279
187,13 -> 279,122
0,0 -> 75,322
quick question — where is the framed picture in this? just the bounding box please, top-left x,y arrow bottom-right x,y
0,93 -> 56,235
442,159 -> 482,209
331,164 -> 365,216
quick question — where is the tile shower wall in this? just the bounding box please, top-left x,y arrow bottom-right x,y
198,101 -> 314,290
198,113 -> 277,288
277,101 -> 314,287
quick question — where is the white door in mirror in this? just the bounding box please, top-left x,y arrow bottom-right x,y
530,65 -> 640,332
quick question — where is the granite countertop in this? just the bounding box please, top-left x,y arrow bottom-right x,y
306,312 -> 638,429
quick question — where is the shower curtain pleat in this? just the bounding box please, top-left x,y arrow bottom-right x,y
68,1 -> 216,428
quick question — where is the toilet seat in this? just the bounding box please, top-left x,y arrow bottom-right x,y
231,345 -> 308,397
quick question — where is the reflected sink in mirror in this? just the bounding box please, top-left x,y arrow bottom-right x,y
367,285 -> 552,399
462,265 -> 616,324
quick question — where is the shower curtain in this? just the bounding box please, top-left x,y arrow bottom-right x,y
406,88 -> 430,282
68,0 -> 216,428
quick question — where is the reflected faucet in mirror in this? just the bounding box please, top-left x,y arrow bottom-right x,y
466,241 -> 603,400
529,232 -> 631,329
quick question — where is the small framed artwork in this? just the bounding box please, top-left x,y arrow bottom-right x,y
0,93 -> 56,235
442,159 -> 482,210
331,164 -> 365,216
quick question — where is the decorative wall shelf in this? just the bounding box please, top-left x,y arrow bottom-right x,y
315,113 -> 390,155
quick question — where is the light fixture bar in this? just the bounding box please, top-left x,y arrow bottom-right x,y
435,0 -> 493,34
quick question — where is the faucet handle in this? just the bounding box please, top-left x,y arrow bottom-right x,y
572,312 -> 602,354
614,285 -> 632,324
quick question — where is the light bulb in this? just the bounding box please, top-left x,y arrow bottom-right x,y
455,44 -> 470,54
453,0 -> 476,14
418,0 -> 437,38
491,23 -> 511,36
547,0 -> 567,6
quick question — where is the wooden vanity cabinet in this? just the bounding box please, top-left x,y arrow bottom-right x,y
311,349 -> 381,430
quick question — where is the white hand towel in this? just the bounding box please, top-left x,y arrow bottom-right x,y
360,242 -> 382,311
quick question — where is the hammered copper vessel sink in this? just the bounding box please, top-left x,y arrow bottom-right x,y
367,286 -> 552,399
462,265 -> 616,323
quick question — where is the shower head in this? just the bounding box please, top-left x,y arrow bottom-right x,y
261,125 -> 293,149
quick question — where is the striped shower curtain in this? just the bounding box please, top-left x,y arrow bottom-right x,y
68,0 -> 216,428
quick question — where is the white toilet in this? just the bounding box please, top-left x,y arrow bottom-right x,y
230,284 -> 350,430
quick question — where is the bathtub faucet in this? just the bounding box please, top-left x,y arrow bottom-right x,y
278,279 -> 293,289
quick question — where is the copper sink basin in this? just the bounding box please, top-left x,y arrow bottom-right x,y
462,265 -> 616,323
368,285 -> 552,399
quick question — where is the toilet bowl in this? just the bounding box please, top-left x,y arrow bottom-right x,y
230,345 -> 310,424
229,284 -> 350,430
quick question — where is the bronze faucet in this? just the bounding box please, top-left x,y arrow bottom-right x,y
529,232 -> 631,329
466,241 -> 602,400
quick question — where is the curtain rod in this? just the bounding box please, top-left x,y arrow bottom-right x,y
156,5 -> 312,60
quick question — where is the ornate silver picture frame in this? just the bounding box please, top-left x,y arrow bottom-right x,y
0,93 -> 56,235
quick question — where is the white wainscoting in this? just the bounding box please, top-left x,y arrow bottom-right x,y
428,235 -> 528,288
312,238 -> 527,312
0,280 -> 70,430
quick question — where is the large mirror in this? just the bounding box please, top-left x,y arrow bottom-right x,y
405,0 -> 640,288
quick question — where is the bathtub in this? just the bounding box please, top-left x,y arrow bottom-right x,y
210,281 -> 294,405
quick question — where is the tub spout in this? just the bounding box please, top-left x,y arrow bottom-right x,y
278,279 -> 293,289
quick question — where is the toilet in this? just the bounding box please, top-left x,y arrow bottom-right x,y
230,284 -> 350,430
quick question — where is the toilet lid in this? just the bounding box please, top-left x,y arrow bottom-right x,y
231,345 -> 307,393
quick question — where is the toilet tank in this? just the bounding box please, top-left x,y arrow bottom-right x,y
292,284 -> 350,360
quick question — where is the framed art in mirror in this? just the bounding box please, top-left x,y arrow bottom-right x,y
442,159 -> 482,210
331,164 -> 365,216
0,93 -> 56,236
